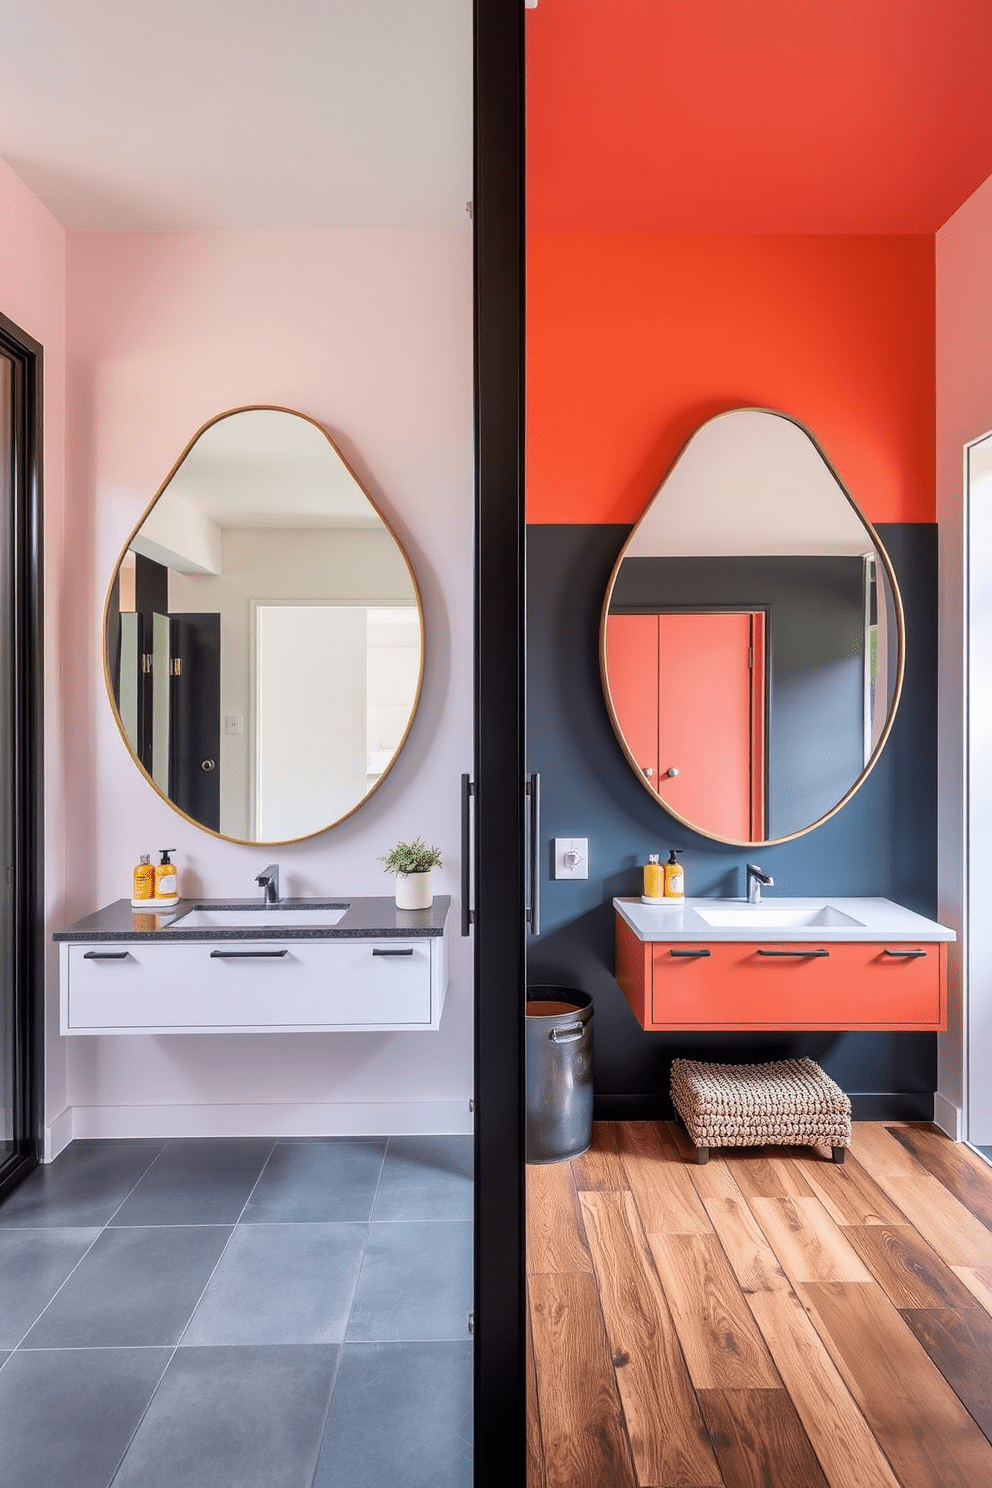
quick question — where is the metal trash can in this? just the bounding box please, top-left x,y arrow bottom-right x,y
525,986 -> 593,1164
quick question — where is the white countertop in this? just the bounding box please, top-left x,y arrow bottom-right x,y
614,896 -> 956,943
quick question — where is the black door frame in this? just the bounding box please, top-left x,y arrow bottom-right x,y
474,1 -> 527,1481
0,309 -> 45,1203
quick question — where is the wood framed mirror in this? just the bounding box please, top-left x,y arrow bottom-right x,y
600,408 -> 905,846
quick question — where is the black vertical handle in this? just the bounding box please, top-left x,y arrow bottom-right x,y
461,773 -> 475,937
526,771 -> 540,937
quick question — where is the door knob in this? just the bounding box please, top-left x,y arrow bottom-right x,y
200,758 -> 216,772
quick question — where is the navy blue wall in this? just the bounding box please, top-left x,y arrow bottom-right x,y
526,522 -> 938,1120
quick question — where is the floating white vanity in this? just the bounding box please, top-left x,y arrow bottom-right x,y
55,896 -> 450,1035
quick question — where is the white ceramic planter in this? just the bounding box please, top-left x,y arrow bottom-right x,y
394,870 -> 433,910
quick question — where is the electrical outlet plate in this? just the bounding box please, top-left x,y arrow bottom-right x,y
554,837 -> 589,880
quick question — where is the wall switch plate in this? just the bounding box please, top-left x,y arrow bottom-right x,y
554,837 -> 589,879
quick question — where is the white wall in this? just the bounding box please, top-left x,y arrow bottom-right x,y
60,230 -> 473,1146
936,171 -> 992,1140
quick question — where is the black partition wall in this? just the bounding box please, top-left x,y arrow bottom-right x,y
0,310 -> 44,1203
473,0 -> 527,1482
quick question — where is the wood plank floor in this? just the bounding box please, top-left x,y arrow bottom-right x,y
526,1122 -> 992,1488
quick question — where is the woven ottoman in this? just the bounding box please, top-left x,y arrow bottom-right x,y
670,1056 -> 852,1165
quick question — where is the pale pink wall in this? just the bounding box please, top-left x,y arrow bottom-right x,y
936,172 -> 992,1134
0,159 -> 68,1139
63,231 -> 473,1139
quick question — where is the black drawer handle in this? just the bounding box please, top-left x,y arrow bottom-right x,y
669,948 -> 711,958
882,948 -> 927,958
372,947 -> 414,957
83,950 -> 131,960
209,949 -> 289,959
756,948 -> 830,958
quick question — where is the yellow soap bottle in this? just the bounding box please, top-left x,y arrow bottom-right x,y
131,854 -> 155,908
642,853 -> 663,901
154,848 -> 179,905
663,849 -> 685,900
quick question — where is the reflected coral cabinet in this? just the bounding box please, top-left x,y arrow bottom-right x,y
615,916 -> 947,1032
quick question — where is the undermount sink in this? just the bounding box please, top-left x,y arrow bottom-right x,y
692,903 -> 865,929
171,905 -> 350,930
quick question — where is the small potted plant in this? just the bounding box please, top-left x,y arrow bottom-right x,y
379,836 -> 442,910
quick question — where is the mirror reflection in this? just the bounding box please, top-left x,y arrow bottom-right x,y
106,407 -> 423,843
601,409 -> 903,844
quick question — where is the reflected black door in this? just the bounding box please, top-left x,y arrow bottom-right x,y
169,614 -> 221,832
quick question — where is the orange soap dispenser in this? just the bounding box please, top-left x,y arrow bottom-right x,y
663,849 -> 685,901
642,853 -> 663,902
154,849 -> 179,905
131,854 -> 155,908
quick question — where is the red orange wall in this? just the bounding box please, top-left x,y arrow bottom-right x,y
526,233 -> 935,525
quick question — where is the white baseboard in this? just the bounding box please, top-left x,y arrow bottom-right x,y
933,1091 -> 962,1140
66,1100 -> 473,1141
44,1105 -> 75,1162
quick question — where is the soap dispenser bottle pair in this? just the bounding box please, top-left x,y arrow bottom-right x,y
642,849 -> 684,903
132,849 -> 178,907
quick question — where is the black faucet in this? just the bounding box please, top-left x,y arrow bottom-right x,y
255,865 -> 280,904
745,864 -> 773,904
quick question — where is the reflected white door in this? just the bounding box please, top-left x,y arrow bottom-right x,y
254,604 -> 367,840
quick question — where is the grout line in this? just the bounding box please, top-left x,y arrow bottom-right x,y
6,1229 -> 108,1354
306,1138 -> 385,1488
99,1142 -> 171,1228
3,1144 -> 167,1356
171,1139 -> 280,1351
5,1337 -> 474,1355
106,1138 -> 280,1488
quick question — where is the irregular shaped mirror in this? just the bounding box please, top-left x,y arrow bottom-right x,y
105,407 -> 424,844
601,408 -> 904,845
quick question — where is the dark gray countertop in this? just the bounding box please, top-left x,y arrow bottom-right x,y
53,896 -> 451,942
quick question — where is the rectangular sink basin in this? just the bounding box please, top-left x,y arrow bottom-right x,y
692,904 -> 865,929
172,906 -> 349,930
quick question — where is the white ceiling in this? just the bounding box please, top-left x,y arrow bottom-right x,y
167,409 -> 384,530
0,0 -> 473,230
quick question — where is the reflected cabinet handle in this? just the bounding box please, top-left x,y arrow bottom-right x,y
83,950 -> 131,960
756,948 -> 830,958
372,947 -> 414,957
669,948 -> 710,958
882,948 -> 927,958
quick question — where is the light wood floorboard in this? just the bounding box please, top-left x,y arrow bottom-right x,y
528,1122 -> 992,1488
580,1189 -> 721,1487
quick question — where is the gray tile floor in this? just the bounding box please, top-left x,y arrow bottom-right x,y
0,1135 -> 473,1488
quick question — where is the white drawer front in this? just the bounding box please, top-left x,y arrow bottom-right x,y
65,939 -> 433,1031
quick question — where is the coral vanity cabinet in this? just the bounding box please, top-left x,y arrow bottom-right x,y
614,897 -> 954,1032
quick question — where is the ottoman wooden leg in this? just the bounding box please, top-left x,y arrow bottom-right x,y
696,1146 -> 709,1166
831,1146 -> 846,1165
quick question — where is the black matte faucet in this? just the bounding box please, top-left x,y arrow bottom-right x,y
745,864 -> 773,905
255,865 -> 280,904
